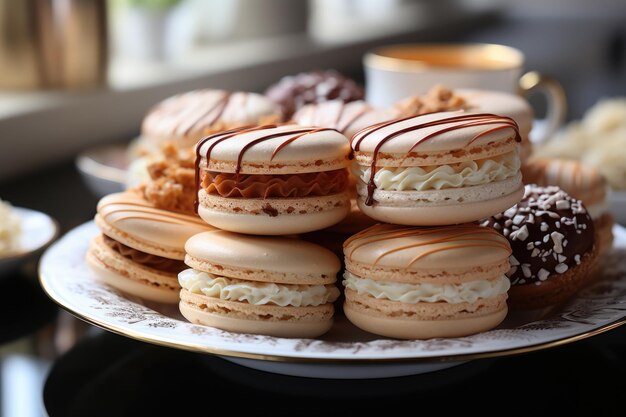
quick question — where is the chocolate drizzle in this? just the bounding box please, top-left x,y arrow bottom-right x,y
344,223 -> 511,267
194,125 -> 337,212
351,113 -> 521,206
181,91 -> 231,136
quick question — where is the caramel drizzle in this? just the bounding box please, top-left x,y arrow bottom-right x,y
344,224 -> 510,267
351,113 -> 520,206
193,125 -> 337,212
99,200 -> 208,226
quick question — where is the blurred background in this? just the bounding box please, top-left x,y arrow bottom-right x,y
0,0 -> 624,181
0,2 -> 625,415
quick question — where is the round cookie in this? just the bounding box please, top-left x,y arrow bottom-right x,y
141,89 -> 281,150
292,100 -> 401,139
482,185 -> 596,309
522,158 -> 613,257
87,192 -> 213,303
342,223 -> 511,339
265,70 -> 364,119
351,111 -> 524,225
195,124 -> 351,235
456,89 -> 534,161
179,231 -> 341,338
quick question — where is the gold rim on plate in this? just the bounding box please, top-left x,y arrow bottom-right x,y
39,266 -> 626,364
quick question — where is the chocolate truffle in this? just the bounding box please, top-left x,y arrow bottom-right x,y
482,185 -> 596,309
265,70 -> 364,119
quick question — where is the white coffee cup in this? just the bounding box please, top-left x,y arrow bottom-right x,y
364,43 -> 566,142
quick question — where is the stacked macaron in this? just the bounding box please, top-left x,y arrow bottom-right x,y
176,123 -> 352,337
194,124 -> 352,235
179,231 -> 340,338
351,111 -> 523,225
342,224 -> 512,338
482,185 -> 596,309
87,192 -> 214,303
522,158 -> 613,257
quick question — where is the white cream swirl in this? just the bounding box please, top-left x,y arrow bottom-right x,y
355,150 -> 520,191
179,269 -> 340,307
343,271 -> 510,304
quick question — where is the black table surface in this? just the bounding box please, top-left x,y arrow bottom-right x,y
0,160 -> 624,417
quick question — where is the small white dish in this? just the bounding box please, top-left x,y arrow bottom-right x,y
0,207 -> 58,275
75,144 -> 128,197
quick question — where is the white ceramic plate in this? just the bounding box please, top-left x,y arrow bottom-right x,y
1,207 -> 58,276
40,222 -> 626,379
75,144 -> 128,197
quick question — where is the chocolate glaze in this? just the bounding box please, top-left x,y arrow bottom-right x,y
482,185 -> 595,286
265,70 -> 364,119
351,113 -> 520,206
193,125 -> 338,212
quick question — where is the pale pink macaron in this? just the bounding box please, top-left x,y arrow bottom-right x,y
351,111 -> 524,226
195,124 -> 352,235
87,192 -> 214,303
343,223 -> 512,339
179,230 -> 341,338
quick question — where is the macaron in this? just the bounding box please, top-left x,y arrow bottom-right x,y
522,158 -> 613,257
195,124 -> 351,235
179,231 -> 341,338
141,89 -> 282,150
482,185 -> 596,309
351,111 -> 524,225
292,100 -> 401,139
455,89 -> 534,161
87,192 -> 213,303
342,223 -> 511,339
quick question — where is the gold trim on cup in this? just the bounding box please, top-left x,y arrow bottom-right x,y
365,43 -> 525,73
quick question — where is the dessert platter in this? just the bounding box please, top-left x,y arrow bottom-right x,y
41,70 -> 626,379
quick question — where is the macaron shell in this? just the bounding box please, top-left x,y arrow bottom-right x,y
344,292 -> 507,339
458,88 -> 533,138
141,90 -> 281,147
184,230 -> 340,284
198,190 -> 350,235
353,138 -> 518,168
96,192 -> 213,259
292,100 -> 401,138
356,182 -> 524,226
352,111 -> 517,154
179,289 -> 333,338
87,236 -> 179,303
198,124 -> 351,174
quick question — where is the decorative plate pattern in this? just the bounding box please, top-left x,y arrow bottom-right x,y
39,222 -> 626,362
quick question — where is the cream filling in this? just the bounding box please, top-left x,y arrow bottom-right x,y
179,268 -> 340,307
343,271 -> 510,304
355,150 -> 520,191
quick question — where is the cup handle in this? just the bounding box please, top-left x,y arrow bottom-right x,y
518,71 -> 567,144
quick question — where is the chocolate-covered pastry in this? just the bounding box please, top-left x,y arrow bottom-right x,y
482,185 -> 596,309
265,70 -> 364,119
